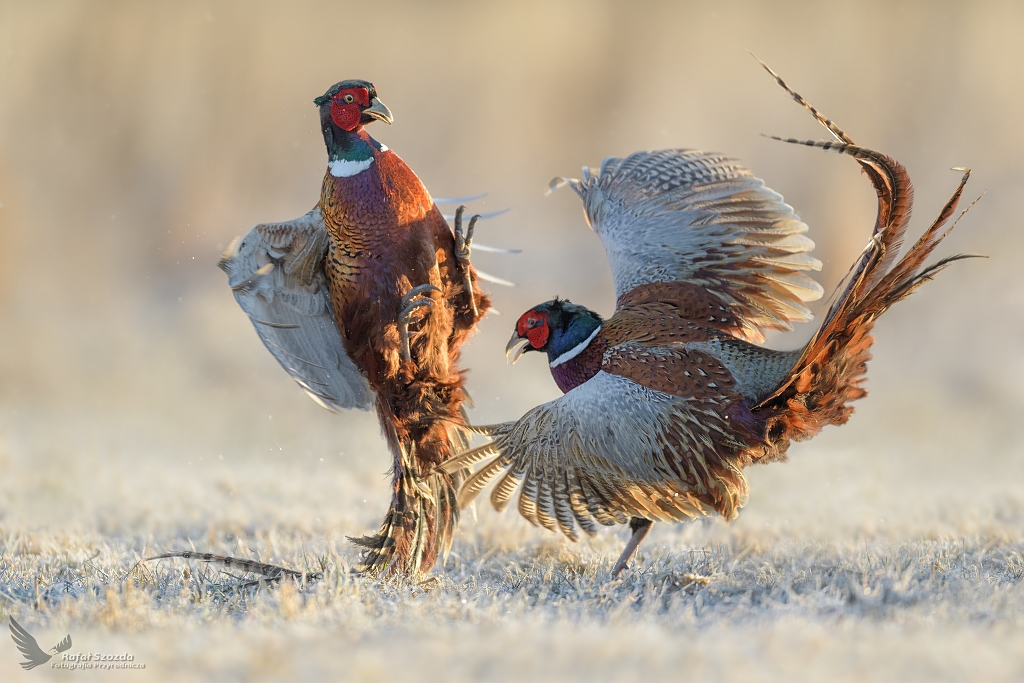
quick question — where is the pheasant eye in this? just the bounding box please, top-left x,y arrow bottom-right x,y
343,94 -> 355,103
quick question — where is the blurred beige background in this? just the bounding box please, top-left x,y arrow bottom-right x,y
0,0 -> 1022,595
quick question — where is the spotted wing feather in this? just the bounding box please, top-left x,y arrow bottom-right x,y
552,150 -> 823,342
219,207 -> 373,411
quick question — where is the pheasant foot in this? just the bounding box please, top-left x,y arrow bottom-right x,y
611,517 -> 653,578
453,205 -> 481,318
398,284 -> 441,362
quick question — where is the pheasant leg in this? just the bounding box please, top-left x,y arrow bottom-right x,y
611,517 -> 653,578
452,205 -> 480,318
398,284 -> 441,362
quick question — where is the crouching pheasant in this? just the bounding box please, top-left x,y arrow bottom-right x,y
221,80 -> 490,577
441,67 -> 979,577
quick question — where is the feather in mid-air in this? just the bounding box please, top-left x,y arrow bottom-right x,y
441,63 -> 980,577
220,80 -> 497,577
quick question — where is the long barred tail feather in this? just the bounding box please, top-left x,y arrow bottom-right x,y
754,55 -> 855,145
765,135 -> 916,298
753,137 -> 980,448
145,551 -> 323,584
758,60 -> 915,292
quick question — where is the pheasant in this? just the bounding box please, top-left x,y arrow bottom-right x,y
441,66 -> 979,577
220,79 -> 490,577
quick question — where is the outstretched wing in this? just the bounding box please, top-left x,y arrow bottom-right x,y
442,346 -> 763,540
9,617 -> 51,670
553,150 -> 823,342
219,207 -> 373,412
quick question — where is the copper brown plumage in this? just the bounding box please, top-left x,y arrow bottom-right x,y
443,66 -> 979,577
221,80 -> 490,578
320,127 -> 489,576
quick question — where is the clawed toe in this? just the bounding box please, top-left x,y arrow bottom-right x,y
453,205 -> 479,263
401,283 -> 441,309
399,284 -> 440,362
453,205 -> 481,317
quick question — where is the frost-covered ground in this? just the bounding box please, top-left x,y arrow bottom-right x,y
1,287 -> 1023,682
4,526 -> 1024,682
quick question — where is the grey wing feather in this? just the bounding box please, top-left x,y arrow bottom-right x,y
9,617 -> 50,669
443,371 -> 751,538
219,207 -> 373,412
553,149 -> 824,341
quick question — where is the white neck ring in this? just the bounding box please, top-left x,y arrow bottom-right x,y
328,157 -> 374,178
549,325 -> 601,368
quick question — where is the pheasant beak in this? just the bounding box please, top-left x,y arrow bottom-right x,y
364,97 -> 393,125
505,331 -> 530,365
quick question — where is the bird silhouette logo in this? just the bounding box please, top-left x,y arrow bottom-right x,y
8,617 -> 72,670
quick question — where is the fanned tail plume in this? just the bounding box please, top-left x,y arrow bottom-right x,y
752,73 -> 981,447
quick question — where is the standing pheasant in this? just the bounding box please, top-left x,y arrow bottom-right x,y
441,67 -> 978,577
220,79 -> 490,577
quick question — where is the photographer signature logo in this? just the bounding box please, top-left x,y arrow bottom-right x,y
8,617 -> 144,672
8,618 -> 71,670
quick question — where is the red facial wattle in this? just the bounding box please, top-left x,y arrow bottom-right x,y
330,87 -> 371,131
517,311 -> 549,349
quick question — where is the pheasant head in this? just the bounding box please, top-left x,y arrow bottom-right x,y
315,79 -> 393,132
506,299 -> 602,366
315,80 -> 394,175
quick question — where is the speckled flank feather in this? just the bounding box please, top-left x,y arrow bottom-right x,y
684,338 -> 801,404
